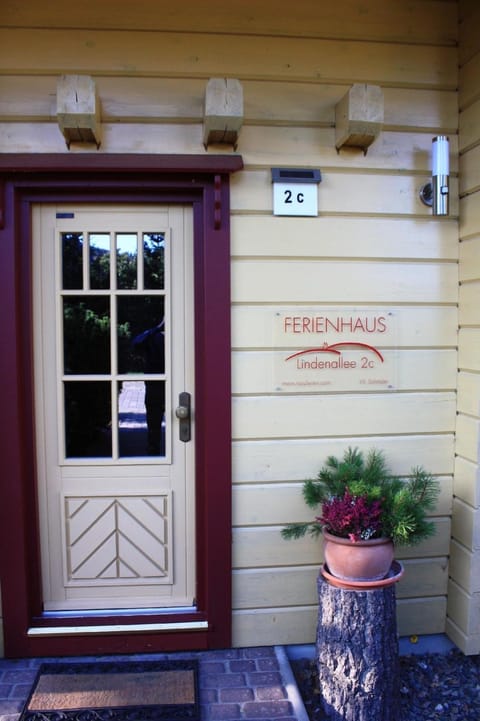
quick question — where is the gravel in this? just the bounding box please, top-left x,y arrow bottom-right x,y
291,649 -> 480,720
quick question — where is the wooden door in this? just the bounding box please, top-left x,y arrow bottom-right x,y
33,204 -> 195,612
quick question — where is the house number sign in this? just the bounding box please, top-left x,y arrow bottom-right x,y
272,307 -> 397,392
272,168 -> 321,217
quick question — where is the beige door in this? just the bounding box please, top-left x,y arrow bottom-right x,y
33,204 -> 195,612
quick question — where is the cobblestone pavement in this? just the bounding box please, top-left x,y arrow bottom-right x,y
0,646 -> 309,721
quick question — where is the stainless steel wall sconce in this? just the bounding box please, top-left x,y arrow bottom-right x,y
419,135 -> 449,216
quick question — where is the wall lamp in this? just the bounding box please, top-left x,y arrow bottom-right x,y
419,135 -> 449,216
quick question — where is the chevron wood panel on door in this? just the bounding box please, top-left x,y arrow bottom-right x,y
64,494 -> 172,583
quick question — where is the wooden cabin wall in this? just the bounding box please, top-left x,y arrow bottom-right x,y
449,0 -> 480,655
0,0 -> 459,651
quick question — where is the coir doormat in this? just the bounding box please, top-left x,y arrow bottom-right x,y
19,659 -> 200,721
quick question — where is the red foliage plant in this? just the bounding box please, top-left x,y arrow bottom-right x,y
318,490 -> 384,542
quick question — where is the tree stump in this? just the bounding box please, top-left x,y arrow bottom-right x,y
316,574 -> 400,721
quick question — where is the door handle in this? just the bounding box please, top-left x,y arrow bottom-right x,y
175,392 -> 191,442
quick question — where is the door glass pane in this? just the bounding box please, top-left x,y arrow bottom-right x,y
117,296 -> 165,375
90,233 -> 110,289
63,297 -> 110,374
144,233 -> 165,289
62,232 -> 83,290
64,381 -> 112,457
117,233 -> 137,289
118,380 -> 147,457
118,380 -> 165,457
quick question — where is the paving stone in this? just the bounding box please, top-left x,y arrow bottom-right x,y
209,702 -> 241,720
258,657 -> 281,671
8,686 -> 32,700
199,660 -> 226,674
244,647 -> 277,659
228,659 -> 257,672
199,687 -> 218,703
0,673 -> 37,685
247,670 -> 283,686
204,649 -> 242,660
219,686 -> 255,702
243,699 -> 293,718
202,672 -> 246,688
0,701 -> 23,714
256,685 -> 288,701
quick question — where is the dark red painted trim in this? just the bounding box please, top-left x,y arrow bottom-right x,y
0,153 -> 243,174
0,154 -> 242,657
26,629 -> 210,657
194,179 -> 233,648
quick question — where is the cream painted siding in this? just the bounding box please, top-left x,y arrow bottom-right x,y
449,0 -> 480,655
229,7 -> 458,644
0,0 -> 463,651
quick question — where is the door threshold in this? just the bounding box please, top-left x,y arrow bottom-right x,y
41,606 -> 198,617
28,620 -> 209,637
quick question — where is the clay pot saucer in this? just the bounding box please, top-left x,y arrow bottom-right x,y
320,560 -> 404,590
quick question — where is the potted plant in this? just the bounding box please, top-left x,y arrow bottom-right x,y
281,447 -> 440,584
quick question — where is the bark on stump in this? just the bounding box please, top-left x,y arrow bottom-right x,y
316,574 -> 400,721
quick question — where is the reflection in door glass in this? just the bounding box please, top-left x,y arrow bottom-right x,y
117,233 -> 137,289
62,233 -> 83,290
117,296 -> 165,374
89,233 -> 110,289
144,233 -> 165,289
64,381 -> 112,458
63,296 -> 110,374
118,381 -> 166,457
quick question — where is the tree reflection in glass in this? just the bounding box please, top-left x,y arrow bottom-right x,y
89,233 -> 110,289
117,233 -> 137,289
144,233 -> 165,289
63,297 -> 110,375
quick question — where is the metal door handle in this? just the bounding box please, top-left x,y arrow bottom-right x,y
175,392 -> 191,442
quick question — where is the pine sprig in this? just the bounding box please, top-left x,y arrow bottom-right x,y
406,467 -> 439,511
281,521 -> 323,540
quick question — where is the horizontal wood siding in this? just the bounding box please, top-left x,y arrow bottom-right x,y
1,0 -> 458,45
0,0 -> 460,650
450,0 -> 480,655
0,30 -> 458,87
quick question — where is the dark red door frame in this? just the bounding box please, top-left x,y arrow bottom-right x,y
0,154 -> 243,658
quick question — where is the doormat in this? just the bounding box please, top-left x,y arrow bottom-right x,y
19,659 -> 200,721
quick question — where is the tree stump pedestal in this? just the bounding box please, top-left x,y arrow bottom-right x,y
316,571 -> 400,721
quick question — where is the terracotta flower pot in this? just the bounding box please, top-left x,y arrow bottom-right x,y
322,529 -> 394,582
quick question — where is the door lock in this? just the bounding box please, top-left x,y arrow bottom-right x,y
175,392 -> 191,442
175,405 -> 189,420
